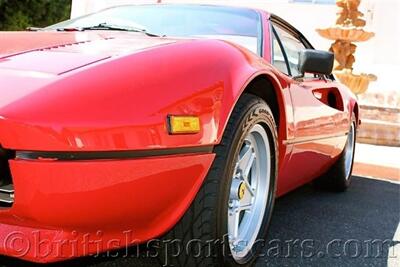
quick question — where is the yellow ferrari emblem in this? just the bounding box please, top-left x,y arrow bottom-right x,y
238,182 -> 246,200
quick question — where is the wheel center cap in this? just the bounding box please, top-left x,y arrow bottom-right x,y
238,182 -> 246,200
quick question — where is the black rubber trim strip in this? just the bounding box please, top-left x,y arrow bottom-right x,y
16,146 -> 214,161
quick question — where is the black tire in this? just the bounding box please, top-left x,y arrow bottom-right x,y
313,113 -> 357,192
157,94 -> 278,267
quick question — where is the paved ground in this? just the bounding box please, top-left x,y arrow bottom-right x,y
257,176 -> 400,267
1,176 -> 399,267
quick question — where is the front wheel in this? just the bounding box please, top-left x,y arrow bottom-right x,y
158,94 -> 278,266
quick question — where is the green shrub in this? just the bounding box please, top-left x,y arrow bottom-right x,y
0,0 -> 71,31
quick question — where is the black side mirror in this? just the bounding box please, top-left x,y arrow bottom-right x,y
298,49 -> 334,76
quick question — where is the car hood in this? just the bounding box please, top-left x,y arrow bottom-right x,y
0,31 -> 179,75
0,31 -> 183,113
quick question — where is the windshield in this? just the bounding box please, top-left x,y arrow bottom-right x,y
47,4 -> 263,54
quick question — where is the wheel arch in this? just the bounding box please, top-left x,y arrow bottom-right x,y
242,75 -> 281,129
225,72 -> 289,145
214,71 -> 291,167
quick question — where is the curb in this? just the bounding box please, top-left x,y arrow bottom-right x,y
353,162 -> 400,182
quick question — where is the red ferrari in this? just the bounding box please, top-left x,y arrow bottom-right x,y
0,4 -> 359,266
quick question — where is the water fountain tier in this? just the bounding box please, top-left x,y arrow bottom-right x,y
317,27 -> 374,43
316,0 -> 376,95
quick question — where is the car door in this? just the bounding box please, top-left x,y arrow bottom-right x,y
270,19 -> 348,193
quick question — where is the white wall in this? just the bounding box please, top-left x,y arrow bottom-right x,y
70,0 -> 400,93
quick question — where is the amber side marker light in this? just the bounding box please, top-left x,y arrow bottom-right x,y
168,115 -> 201,134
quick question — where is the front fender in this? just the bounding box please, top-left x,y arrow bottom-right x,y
0,39 -> 280,152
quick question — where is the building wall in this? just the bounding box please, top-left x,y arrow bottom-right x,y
70,0 -> 399,93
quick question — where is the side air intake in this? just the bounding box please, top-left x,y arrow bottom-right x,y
0,147 -> 15,207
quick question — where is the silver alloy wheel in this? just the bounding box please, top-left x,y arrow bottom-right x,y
344,122 -> 356,180
227,124 -> 271,263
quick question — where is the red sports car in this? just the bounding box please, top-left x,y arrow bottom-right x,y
0,4 -> 359,266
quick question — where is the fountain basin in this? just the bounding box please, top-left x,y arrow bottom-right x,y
317,27 -> 374,42
334,70 -> 377,95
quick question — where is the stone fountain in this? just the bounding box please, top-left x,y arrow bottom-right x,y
317,0 -> 376,95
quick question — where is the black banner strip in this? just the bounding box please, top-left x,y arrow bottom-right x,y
16,146 -> 214,161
